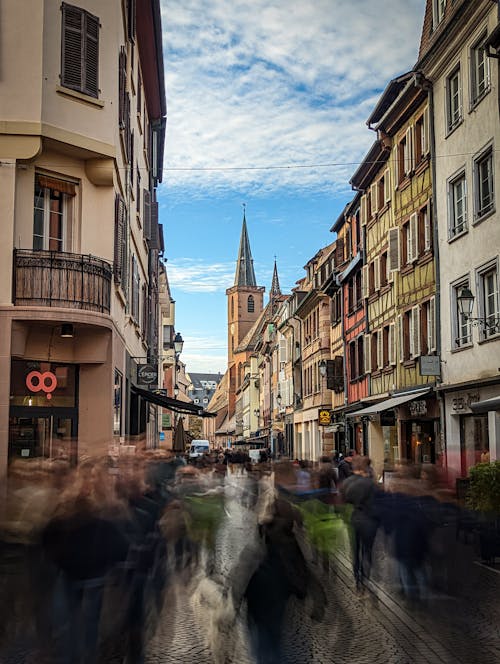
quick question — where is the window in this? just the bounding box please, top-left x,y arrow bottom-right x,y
113,369 -> 122,436
401,217 -> 417,265
33,175 -> 75,251
414,110 -> 429,163
377,176 -> 385,211
400,307 -> 421,361
446,67 -> 462,132
380,252 -> 388,288
348,338 -> 364,381
452,279 -> 472,349
331,289 -> 341,324
247,294 -> 254,313
448,172 -> 467,237
478,263 -> 499,339
131,255 -> 140,323
433,0 -> 446,29
419,202 -> 432,253
397,135 -> 407,185
421,297 -> 436,355
114,193 -> 129,291
471,34 -> 490,106
474,146 -> 494,220
370,331 -> 383,373
61,4 -> 99,98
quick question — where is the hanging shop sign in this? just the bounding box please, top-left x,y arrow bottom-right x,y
136,363 -> 158,387
419,355 -> 441,377
318,409 -> 333,426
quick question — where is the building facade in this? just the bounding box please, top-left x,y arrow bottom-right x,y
0,0 -> 166,482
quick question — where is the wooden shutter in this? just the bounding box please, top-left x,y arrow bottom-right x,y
411,305 -> 421,358
409,213 -> 418,261
61,5 -> 84,92
83,11 -> 99,97
119,46 -> 127,129
130,130 -> 134,187
364,334 -> 372,374
423,106 -> 430,156
362,264 -> 369,299
398,315 -> 404,363
113,193 -> 124,285
377,331 -> 383,370
389,322 -> 396,365
388,227 -> 400,271
335,237 -> 344,265
428,296 -> 436,352
143,189 -> 151,240
127,0 -> 136,42
384,168 -> 391,203
424,200 -> 432,252
370,183 -> 378,215
405,126 -> 413,175
360,195 -> 367,225
374,256 -> 381,291
279,338 -> 287,363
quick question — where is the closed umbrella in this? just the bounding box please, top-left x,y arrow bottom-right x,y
173,417 -> 186,453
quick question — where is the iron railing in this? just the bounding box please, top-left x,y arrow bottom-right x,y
13,249 -> 112,314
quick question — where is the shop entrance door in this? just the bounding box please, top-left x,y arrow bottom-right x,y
9,409 -> 78,466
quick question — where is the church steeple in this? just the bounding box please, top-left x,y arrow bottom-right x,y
270,258 -> 281,298
234,207 -> 257,287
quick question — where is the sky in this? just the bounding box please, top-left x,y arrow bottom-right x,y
158,0 -> 427,374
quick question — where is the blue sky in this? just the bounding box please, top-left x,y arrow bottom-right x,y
158,0 -> 427,374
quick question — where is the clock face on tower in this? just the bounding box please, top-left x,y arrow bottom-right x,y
230,323 -> 235,334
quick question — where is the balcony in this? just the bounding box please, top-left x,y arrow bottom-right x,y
13,249 -> 112,314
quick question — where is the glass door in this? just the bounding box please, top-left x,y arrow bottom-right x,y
9,411 -> 77,466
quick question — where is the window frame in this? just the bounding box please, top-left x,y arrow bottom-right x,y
470,32 -> 490,108
33,174 -> 75,252
446,65 -> 462,134
451,276 -> 473,350
473,143 -> 495,223
448,169 -> 467,239
476,259 -> 499,341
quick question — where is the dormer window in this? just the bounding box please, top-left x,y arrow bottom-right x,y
432,0 -> 446,30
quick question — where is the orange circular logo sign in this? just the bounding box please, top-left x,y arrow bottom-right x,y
26,371 -> 58,400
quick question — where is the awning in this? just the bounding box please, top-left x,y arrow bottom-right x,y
339,253 -> 362,283
347,388 -> 431,417
132,386 -> 216,418
471,396 -> 500,414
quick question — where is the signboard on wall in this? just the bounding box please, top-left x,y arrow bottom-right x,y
419,355 -> 440,377
162,413 -> 172,429
136,363 -> 158,386
318,409 -> 333,426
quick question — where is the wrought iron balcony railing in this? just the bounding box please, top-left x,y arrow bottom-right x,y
13,249 -> 112,314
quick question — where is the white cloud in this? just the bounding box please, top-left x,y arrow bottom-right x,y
167,258 -> 235,293
160,0 -> 426,196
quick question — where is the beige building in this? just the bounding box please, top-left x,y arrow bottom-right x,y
416,0 -> 500,480
0,0 -> 166,483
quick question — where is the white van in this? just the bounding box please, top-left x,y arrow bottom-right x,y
189,439 -> 210,459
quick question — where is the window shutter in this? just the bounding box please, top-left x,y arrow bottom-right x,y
127,0 -> 136,42
83,12 -> 99,97
394,145 -> 399,188
360,195 -> 367,225
362,264 -> 369,299
384,168 -> 391,203
113,194 -> 124,285
405,126 -> 412,175
149,201 -> 160,249
61,5 -> 84,92
118,47 -> 127,129
409,213 -> 418,261
423,106 -> 430,156
389,322 -> 396,365
335,237 -> 344,265
388,227 -> 400,271
143,189 -> 151,240
370,183 -> 378,215
398,315 -> 404,363
411,305 -> 421,358
428,296 -> 436,352
377,331 -> 383,370
279,338 -> 287,363
424,200 -> 432,252
374,256 -> 381,291
364,334 -> 372,374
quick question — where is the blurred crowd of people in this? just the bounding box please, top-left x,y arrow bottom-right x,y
0,448 -> 478,663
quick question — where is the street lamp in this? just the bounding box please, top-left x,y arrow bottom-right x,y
457,287 -> 500,334
319,359 -> 327,377
173,332 -> 184,355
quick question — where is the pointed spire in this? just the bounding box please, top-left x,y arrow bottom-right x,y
234,205 -> 257,287
270,257 -> 281,298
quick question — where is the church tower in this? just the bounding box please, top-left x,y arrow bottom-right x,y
226,209 -> 265,368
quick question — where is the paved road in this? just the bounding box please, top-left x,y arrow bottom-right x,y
145,474 -> 500,664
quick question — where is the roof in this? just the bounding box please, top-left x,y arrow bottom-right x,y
366,72 -> 414,128
188,373 -> 222,388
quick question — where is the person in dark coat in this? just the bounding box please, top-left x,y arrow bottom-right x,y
337,449 -> 355,483
341,456 -> 380,591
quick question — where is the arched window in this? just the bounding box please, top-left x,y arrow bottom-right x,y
248,294 -> 255,312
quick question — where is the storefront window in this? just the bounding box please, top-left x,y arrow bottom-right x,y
10,360 -> 77,408
460,414 -> 488,476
